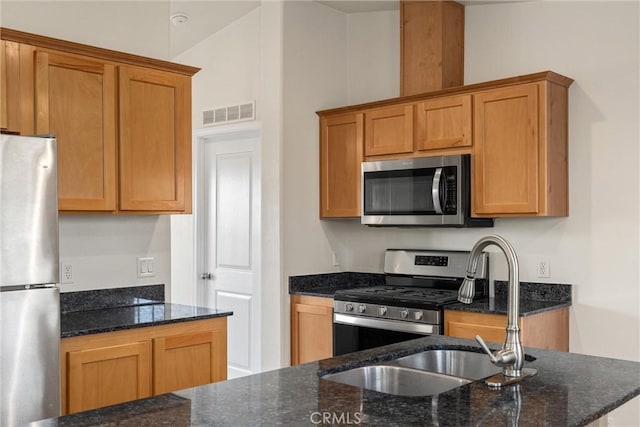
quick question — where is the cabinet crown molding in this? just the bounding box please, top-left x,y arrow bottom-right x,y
0,27 -> 200,76
317,71 -> 573,117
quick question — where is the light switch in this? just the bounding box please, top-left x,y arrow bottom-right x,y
137,257 -> 155,278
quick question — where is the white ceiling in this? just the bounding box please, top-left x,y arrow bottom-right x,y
0,1 -> 518,59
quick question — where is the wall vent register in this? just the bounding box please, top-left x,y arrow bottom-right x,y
202,101 -> 255,126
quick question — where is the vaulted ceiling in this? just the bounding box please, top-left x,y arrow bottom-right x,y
0,1 -> 401,59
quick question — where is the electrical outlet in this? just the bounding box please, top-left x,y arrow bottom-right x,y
537,257 -> 550,278
332,251 -> 340,267
61,263 -> 73,284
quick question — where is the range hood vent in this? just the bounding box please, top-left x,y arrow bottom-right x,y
202,101 -> 255,126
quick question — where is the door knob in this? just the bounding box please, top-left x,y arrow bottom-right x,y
201,272 -> 214,280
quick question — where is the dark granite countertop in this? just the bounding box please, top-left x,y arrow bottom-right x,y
446,297 -> 571,317
34,335 -> 640,426
289,272 -> 385,297
446,281 -> 572,316
60,285 -> 232,338
61,303 -> 233,338
290,274 -> 572,316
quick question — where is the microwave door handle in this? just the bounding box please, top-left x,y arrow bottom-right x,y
432,167 -> 443,214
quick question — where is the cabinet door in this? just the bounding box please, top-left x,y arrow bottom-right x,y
445,310 -> 509,344
320,113 -> 363,218
153,325 -> 227,395
34,50 -> 117,211
415,95 -> 471,151
291,295 -> 333,365
118,66 -> 191,212
364,104 -> 413,157
66,341 -> 151,414
472,84 -> 540,215
1,41 -> 26,134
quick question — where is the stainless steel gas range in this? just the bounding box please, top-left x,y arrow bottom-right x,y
333,249 -> 488,356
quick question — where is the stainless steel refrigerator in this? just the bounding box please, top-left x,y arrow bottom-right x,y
0,134 -> 60,425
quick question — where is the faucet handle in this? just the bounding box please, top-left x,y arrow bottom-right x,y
475,335 -> 499,364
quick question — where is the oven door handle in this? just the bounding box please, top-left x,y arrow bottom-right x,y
432,167 -> 444,214
334,313 -> 436,335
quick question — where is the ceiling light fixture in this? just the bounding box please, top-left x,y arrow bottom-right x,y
170,13 -> 190,26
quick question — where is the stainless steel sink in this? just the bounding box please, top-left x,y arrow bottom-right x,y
321,365 -> 470,396
395,349 -> 502,380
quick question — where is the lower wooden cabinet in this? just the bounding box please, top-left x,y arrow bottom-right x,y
290,295 -> 333,365
60,317 -> 227,415
66,340 -> 152,414
444,308 -> 569,351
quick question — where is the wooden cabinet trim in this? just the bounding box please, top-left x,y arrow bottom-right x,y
317,71 -> 572,117
1,27 -> 200,76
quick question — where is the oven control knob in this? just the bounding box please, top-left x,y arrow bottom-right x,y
414,311 -> 423,321
358,305 -> 366,313
400,309 -> 409,319
345,303 -> 354,312
378,307 -> 387,316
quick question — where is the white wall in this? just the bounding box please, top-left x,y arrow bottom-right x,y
170,8 -> 263,306
173,8 -> 262,129
171,3 -> 285,371
282,1 -> 348,278
346,10 -> 399,104
59,216 -> 171,294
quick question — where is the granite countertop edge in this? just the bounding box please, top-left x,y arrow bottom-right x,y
61,303 -> 233,339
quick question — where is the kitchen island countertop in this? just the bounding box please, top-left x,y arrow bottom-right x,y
35,335 -> 639,426
61,302 -> 232,338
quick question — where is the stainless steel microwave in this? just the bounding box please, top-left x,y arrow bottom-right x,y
361,154 -> 493,227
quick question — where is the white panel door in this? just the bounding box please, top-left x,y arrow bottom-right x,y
201,130 -> 260,379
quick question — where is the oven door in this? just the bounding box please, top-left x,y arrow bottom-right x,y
361,156 -> 463,226
333,313 -> 440,356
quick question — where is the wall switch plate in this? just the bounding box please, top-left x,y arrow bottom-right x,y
537,257 -> 550,278
61,263 -> 73,284
137,257 -> 155,278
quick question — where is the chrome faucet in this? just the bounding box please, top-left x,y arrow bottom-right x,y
458,235 -> 536,387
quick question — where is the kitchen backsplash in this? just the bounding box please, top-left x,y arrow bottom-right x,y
60,284 -> 165,313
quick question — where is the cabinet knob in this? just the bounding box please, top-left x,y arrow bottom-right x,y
200,272 -> 214,280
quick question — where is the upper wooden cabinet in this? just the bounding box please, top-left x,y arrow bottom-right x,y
472,81 -> 569,217
118,66 -> 191,212
0,28 -> 199,214
34,49 -> 117,211
364,104 -> 413,157
319,112 -> 363,218
415,94 -> 471,152
0,40 -> 28,134
317,71 -> 572,219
